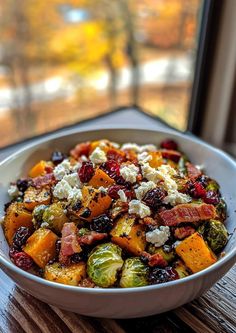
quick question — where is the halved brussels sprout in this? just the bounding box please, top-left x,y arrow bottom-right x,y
198,219 -> 228,253
87,243 -> 123,287
216,199 -> 227,221
42,202 -> 68,233
173,260 -> 189,278
147,244 -> 175,263
32,204 -> 49,228
206,179 -> 220,192
120,258 -> 148,288
78,227 -> 90,237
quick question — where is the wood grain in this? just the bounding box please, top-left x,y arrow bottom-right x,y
0,265 -> 235,333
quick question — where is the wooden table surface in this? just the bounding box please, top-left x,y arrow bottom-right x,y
0,109 -> 235,333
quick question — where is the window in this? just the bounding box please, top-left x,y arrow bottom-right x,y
0,0 -> 204,148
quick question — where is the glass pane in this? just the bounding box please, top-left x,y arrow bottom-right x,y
0,0 -> 203,148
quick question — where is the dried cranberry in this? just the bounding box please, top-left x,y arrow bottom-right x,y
16,179 -> 30,193
13,227 -> 32,250
71,248 -> 89,263
107,149 -> 126,163
100,160 -> 120,179
108,185 -> 134,200
78,161 -> 94,183
196,175 -> 208,187
90,214 -> 113,233
12,252 -> 33,270
9,246 -> 19,260
148,267 -> 179,284
143,187 -> 166,210
161,150 -> 181,162
187,181 -> 206,198
51,151 -> 66,165
160,139 -> 178,151
204,190 -> 220,205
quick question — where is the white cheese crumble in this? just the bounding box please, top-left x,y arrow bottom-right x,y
135,181 -> 156,200
41,221 -> 50,228
53,159 -> 71,180
117,189 -> 127,202
53,178 -> 82,202
7,184 -> 19,198
80,155 -> 88,162
120,164 -> 139,183
128,200 -> 151,218
140,144 -> 157,152
89,147 -> 107,164
155,165 -> 191,206
98,186 -> 108,193
63,173 -> 82,188
121,143 -> 157,153
140,162 -> 160,183
137,152 -> 152,163
146,226 -> 170,247
111,141 -> 120,149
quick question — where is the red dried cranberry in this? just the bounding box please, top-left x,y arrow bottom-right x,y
107,149 -> 126,163
12,252 -> 33,270
16,179 -> 30,192
148,267 -> 179,284
100,161 -> 120,179
196,175 -> 208,187
51,151 -> 66,165
160,139 -> 178,151
90,214 -> 113,233
204,190 -> 220,205
13,227 -> 32,250
161,150 -> 181,162
187,181 -> 206,198
9,246 -> 19,260
78,161 -> 94,183
143,187 -> 166,210
108,185 -> 134,200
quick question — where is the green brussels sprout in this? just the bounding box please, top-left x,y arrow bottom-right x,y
206,179 -> 220,192
198,219 -> 228,253
87,243 -> 124,287
42,202 -> 68,233
120,258 -> 148,288
147,244 -> 175,263
32,204 -> 49,228
78,228 -> 90,237
173,260 -> 189,278
216,199 -> 227,221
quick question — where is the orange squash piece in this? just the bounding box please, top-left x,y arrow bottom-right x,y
23,186 -> 51,211
88,168 -> 115,188
78,186 -> 112,221
4,202 -> 33,245
111,215 -> 146,255
28,160 -> 47,178
44,262 -> 86,286
175,232 -> 217,273
149,152 -> 163,168
24,228 -> 58,268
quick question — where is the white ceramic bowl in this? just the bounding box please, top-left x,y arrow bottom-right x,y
0,128 -> 236,319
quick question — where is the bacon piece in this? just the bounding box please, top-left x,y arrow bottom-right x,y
159,203 -> 216,226
78,231 -> 107,245
174,226 -> 195,240
60,223 -> 81,258
70,142 -> 91,159
142,252 -> 168,267
161,149 -> 181,162
186,162 -> 201,179
32,173 -> 55,189
142,217 -> 158,226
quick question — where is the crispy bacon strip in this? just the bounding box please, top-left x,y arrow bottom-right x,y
161,149 -> 181,162
78,231 -> 107,245
70,142 -> 91,159
60,223 -> 81,258
32,173 -> 55,189
174,226 -> 196,240
142,252 -> 168,267
159,203 -> 216,226
186,162 -> 201,179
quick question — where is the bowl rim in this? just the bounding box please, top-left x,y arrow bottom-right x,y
0,126 -> 236,294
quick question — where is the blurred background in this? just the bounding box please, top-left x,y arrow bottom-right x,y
0,0 -> 203,147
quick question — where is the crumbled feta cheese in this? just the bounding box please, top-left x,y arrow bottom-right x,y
146,226 -> 170,247
137,152 -> 152,163
111,141 -> 120,149
163,192 -> 191,206
140,163 -> 160,183
67,187 -> 82,202
63,173 -> 82,188
98,186 -> 107,193
89,147 -> 107,164
121,143 -> 141,152
173,240 -> 182,248
140,144 -> 157,152
41,221 -> 49,228
117,189 -> 127,202
120,164 -> 139,183
196,164 -> 204,171
128,200 -> 151,218
53,159 -> 71,180
8,184 -> 19,198
135,181 -> 156,200
80,155 -> 88,162
53,179 -> 72,199
72,162 -> 81,172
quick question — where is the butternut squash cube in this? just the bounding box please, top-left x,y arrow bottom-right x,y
111,215 -> 146,255
44,262 -> 86,286
78,186 -> 112,221
175,232 -> 217,273
24,228 -> 58,268
88,168 -> 115,188
28,160 -> 47,178
149,152 -> 163,168
23,186 -> 51,211
4,202 -> 33,245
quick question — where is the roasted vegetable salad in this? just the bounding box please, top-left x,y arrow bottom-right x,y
1,138 -> 228,288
